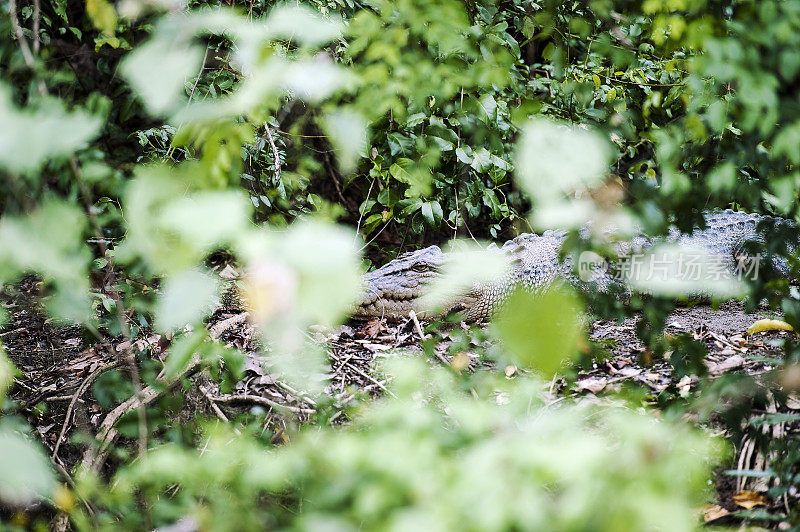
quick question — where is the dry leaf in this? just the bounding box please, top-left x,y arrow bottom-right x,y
732,490 -> 766,509
707,354 -> 745,375
701,504 -> 730,522
786,393 -> 800,410
576,376 -> 607,394
362,318 -> 382,339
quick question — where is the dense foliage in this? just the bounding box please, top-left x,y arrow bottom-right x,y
1,0 -> 800,528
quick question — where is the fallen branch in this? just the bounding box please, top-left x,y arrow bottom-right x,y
208,392 -> 316,415
80,357 -> 201,473
209,311 -> 249,340
199,384 -> 241,435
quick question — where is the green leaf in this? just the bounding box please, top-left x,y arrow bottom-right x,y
120,25 -> 204,115
389,159 -> 415,184
263,4 -> 343,47
0,84 -> 101,174
86,0 -> 118,36
405,113 -> 427,127
0,428 -> 55,505
420,201 -> 442,225
322,109 -> 367,173
477,93 -> 497,121
470,147 -> 493,172
155,270 -> 219,332
54,0 -> 68,21
430,135 -> 454,151
455,147 -> 473,164
492,286 -> 584,377
398,198 -> 424,216
522,16 -> 536,39
482,189 -> 501,216
163,329 -> 206,381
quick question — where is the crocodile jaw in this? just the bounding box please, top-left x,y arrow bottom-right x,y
353,245 -> 446,319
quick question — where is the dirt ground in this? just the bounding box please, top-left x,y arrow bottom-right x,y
2,282 -> 796,526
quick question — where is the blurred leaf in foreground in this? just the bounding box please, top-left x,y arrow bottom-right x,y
0,84 -> 101,174
86,0 -> 118,36
101,359 -> 721,531
492,286 -> 584,377
117,167 -> 252,273
624,243 -> 746,300
154,269 -> 219,333
236,220 -> 361,393
120,19 -> 204,115
263,4 -> 343,47
322,109 -> 368,174
0,346 -> 16,400
0,199 -> 91,322
420,240 -> 509,316
515,119 -> 612,230
0,428 -> 55,506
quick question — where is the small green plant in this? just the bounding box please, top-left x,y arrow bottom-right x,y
71,359 -> 721,531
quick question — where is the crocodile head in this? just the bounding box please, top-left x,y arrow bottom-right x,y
354,245 -> 447,319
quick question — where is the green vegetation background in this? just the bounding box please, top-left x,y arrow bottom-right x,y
1,0 -> 800,528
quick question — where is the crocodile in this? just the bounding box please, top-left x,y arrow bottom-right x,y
354,210 -> 797,322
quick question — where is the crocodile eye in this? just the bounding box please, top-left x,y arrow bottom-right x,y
411,264 -> 430,273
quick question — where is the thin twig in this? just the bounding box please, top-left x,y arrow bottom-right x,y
409,310 -> 427,340
8,0 -> 47,97
263,122 -> 282,186
322,151 -> 347,205
51,456 -> 96,528
208,393 -> 316,414
199,385 -> 242,435
359,219 -> 392,252
52,362 -> 119,461
354,176 -> 377,244
276,129 -> 328,138
71,158 -> 149,458
410,310 -> 449,366
343,360 -> 397,398
32,0 -> 40,53
274,380 -> 317,406
187,46 -> 210,106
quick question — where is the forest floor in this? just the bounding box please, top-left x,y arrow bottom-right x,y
2,279 -> 795,527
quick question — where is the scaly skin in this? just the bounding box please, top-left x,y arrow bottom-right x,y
354,210 -> 796,322
355,245 -> 446,319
